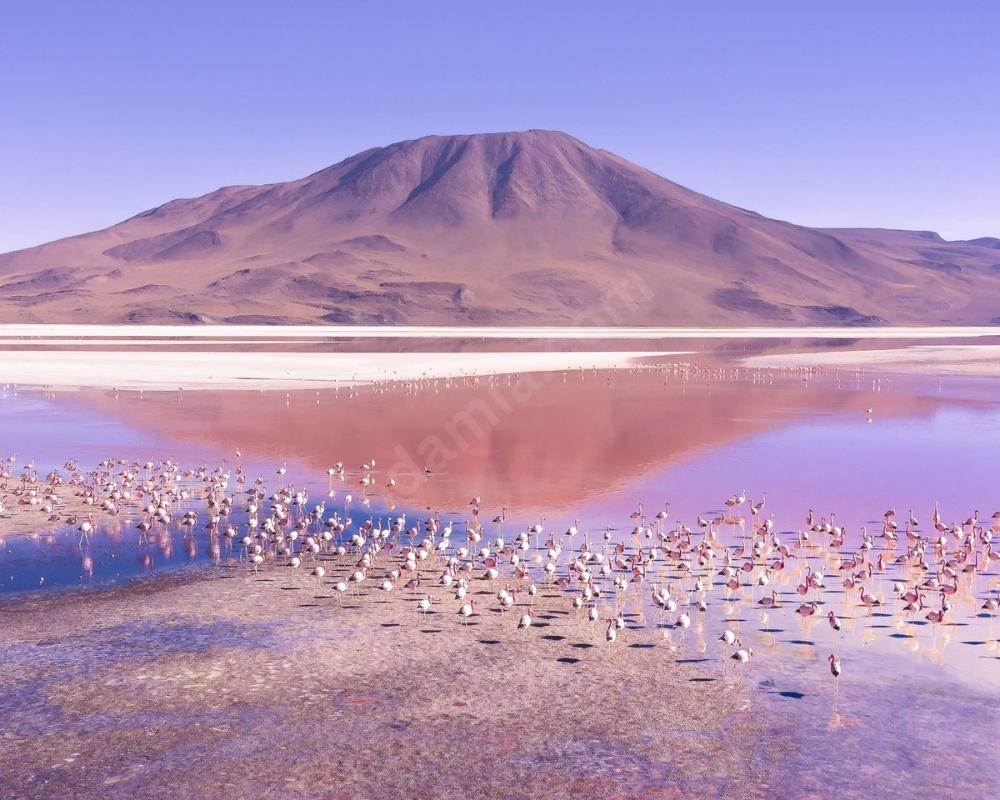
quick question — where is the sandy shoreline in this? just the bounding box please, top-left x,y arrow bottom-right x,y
0,350 -> 678,390
0,560 -> 768,800
0,494 -> 115,542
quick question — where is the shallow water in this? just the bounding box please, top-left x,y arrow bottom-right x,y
1,353 -> 998,797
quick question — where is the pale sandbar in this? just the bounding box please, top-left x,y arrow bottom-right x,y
0,350 -> 679,391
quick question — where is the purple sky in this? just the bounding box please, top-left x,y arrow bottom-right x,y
1,1 -> 997,252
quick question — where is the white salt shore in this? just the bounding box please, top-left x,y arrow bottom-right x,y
2,325 -> 998,389
0,350 -> 679,390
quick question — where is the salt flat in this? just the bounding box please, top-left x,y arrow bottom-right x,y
3,324 -> 997,389
0,349 -> 678,390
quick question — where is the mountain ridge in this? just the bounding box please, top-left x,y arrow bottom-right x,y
1,129 -> 998,325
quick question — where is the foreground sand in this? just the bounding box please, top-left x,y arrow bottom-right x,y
0,559 -> 773,800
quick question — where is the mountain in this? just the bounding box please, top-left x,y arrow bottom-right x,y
2,129 -> 999,325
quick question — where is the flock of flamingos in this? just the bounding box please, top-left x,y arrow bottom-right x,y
3,451 -> 1000,692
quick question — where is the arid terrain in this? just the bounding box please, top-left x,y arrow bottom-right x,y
2,130 -> 998,326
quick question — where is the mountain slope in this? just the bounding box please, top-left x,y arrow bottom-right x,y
1,130 -> 998,325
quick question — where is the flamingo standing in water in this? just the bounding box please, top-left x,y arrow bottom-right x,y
311,565 -> 326,588
77,513 -> 94,545
605,619 -> 618,658
730,647 -> 753,679
492,507 -> 506,536
829,653 -> 842,704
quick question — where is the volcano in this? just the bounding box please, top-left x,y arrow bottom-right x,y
2,129 -> 998,325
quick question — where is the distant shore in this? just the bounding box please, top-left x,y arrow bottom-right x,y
1,324 -> 998,389
0,323 -> 998,341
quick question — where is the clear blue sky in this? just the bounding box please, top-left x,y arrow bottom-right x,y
1,1 -> 997,252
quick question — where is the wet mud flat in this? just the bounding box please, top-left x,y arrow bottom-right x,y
0,562 -> 777,800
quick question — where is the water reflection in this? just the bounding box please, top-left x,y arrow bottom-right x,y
53,364 -> 971,511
